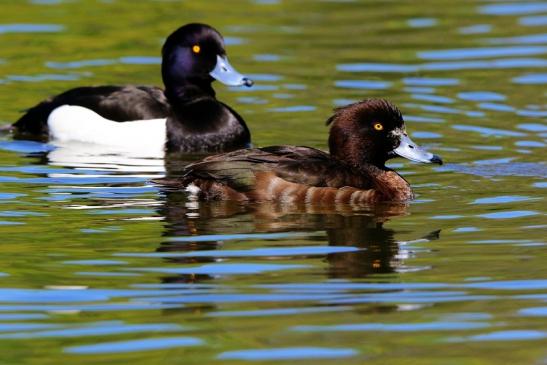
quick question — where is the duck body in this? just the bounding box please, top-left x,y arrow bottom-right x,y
12,23 -> 253,153
38,88 -> 249,153
162,99 -> 443,204
177,145 -> 414,203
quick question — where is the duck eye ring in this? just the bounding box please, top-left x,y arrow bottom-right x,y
192,45 -> 201,54
373,123 -> 384,131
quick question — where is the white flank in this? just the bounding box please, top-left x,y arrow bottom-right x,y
47,105 -> 167,156
184,183 -> 201,198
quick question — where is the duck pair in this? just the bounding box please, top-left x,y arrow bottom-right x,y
11,23 -> 442,204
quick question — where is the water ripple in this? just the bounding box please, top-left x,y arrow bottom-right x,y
0,303 -> 182,312
408,18 -> 438,28
0,140 -> 54,154
335,80 -> 392,90
418,46 -> 547,60
464,280 -> 547,290
63,260 -> 128,266
478,102 -> 515,112
218,347 -> 358,360
411,94 -> 454,104
207,306 -> 350,318
404,77 -> 460,86
338,58 -> 547,73
46,59 -> 116,69
480,2 -> 547,15
293,321 -> 490,332
168,232 -> 309,242
450,330 -> 547,342
130,263 -> 308,275
138,293 -> 341,304
0,23 -> 64,34
486,33 -> 547,45
520,15 -> 547,27
0,314 -> 47,320
0,323 -> 60,332
518,123 -> 547,132
442,162 -> 547,178
116,246 -> 360,258
65,336 -> 203,354
119,56 -> 161,65
472,195 -> 535,204
459,24 -> 492,35
258,282 -> 450,291
269,105 -> 316,112
519,307 -> 547,317
0,322 -> 183,339
452,125 -> 525,137
338,63 -> 417,73
457,91 -> 506,102
478,210 -> 539,219
512,73 -> 547,84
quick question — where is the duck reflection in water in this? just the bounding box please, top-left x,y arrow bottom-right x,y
155,188 -> 440,283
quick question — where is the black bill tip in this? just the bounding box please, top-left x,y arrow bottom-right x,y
430,154 -> 443,165
242,77 -> 254,87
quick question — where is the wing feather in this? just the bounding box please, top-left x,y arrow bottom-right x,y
179,146 -> 374,191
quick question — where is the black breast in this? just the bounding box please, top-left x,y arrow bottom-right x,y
165,98 -> 250,153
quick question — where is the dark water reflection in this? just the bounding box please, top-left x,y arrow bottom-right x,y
156,188 -> 439,281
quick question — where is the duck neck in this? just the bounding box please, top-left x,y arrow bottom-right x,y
164,82 -> 216,105
329,134 -> 387,170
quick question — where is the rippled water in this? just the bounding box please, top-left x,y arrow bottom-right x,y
0,1 -> 546,364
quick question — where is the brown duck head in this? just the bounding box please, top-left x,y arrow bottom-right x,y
327,98 -> 443,169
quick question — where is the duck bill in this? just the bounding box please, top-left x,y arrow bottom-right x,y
394,134 -> 443,165
210,55 -> 253,87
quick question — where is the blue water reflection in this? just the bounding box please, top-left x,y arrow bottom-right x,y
450,330 -> 547,342
0,322 -> 184,339
338,58 -> 547,73
335,80 -> 392,90
520,15 -> 547,26
0,23 -> 63,33
407,18 -> 438,28
512,73 -> 547,84
459,24 -> 492,34
479,3 -> 547,16
218,347 -> 358,360
293,321 -> 490,332
65,336 -> 203,354
418,46 -> 547,60
457,91 -> 506,101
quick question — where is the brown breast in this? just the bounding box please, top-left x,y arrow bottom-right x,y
372,170 -> 413,201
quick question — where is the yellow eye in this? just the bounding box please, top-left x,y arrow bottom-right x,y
373,123 -> 384,131
192,45 -> 201,54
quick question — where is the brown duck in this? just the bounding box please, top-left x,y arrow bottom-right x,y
160,99 -> 443,203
